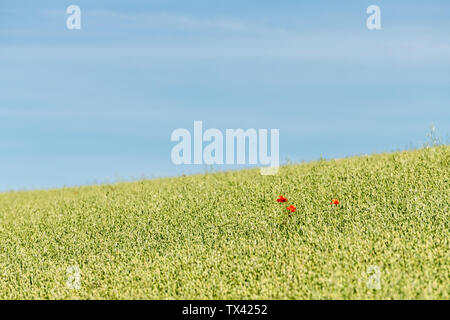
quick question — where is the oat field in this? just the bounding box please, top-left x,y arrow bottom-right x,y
0,146 -> 448,299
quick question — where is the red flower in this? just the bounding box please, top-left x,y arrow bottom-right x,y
331,199 -> 340,205
277,195 -> 287,203
286,205 -> 296,213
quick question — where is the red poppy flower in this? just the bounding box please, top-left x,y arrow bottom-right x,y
277,195 -> 287,203
286,205 -> 296,213
331,199 -> 339,205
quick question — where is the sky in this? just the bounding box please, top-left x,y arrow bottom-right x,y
1,0 -> 449,191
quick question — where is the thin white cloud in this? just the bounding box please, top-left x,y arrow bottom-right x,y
1,32 -> 450,63
1,9 -> 450,63
42,9 -> 258,33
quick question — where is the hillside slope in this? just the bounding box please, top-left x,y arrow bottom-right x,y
0,146 -> 448,299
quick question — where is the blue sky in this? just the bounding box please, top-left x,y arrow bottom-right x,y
1,0 -> 449,191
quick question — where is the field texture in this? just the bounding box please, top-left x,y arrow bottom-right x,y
0,146 -> 448,299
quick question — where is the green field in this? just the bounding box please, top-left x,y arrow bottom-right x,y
0,146 -> 448,299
